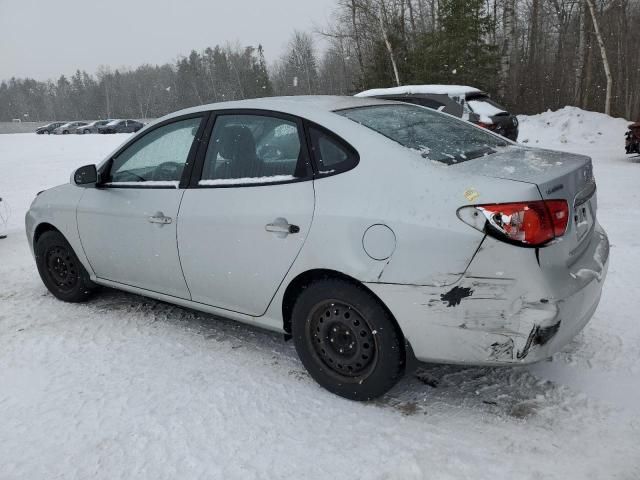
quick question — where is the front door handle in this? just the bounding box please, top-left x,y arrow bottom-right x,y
265,218 -> 300,236
148,212 -> 172,225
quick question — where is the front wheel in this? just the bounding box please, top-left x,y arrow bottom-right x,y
62,130 -> 69,135
291,278 -> 405,401
35,231 -> 96,302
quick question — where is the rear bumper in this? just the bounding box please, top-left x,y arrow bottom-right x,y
366,223 -> 609,365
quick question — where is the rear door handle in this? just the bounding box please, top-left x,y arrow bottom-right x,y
265,218 -> 300,235
148,212 -> 172,225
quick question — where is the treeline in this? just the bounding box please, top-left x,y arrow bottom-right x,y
322,0 -> 640,118
1,0 -> 639,122
0,44 -> 273,122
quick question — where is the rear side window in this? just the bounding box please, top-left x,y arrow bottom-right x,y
199,114 -> 310,186
337,104 -> 507,165
308,126 -> 358,175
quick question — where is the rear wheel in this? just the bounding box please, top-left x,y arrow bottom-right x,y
44,130 -> 50,135
35,231 -> 96,302
83,129 -> 90,134
62,130 -> 69,135
291,278 -> 404,401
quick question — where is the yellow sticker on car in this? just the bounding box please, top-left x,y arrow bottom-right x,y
464,188 -> 480,202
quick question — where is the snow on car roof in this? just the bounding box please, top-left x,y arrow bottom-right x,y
355,85 -> 483,98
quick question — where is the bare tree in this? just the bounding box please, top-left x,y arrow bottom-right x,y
574,0 -> 587,105
378,0 -> 401,86
585,0 -> 613,115
498,0 -> 516,100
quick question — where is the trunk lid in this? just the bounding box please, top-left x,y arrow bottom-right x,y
456,146 -> 598,260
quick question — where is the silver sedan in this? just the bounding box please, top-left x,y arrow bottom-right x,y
52,121 -> 88,135
26,96 -> 609,400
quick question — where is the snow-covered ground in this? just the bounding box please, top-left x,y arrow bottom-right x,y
1,109 -> 639,479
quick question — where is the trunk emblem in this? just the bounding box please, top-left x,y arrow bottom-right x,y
546,184 -> 564,195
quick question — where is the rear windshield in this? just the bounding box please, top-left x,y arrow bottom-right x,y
337,104 -> 508,165
466,96 -> 507,119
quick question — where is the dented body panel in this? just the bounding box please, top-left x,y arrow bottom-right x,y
367,222 -> 609,364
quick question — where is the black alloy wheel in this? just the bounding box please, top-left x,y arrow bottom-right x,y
35,231 -> 96,302
292,278 -> 405,401
308,300 -> 377,378
45,245 -> 80,293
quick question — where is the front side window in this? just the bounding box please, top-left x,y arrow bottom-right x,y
337,104 -> 508,165
108,116 -> 202,186
200,114 -> 308,186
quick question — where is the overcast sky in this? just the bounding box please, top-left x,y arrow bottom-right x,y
0,0 -> 335,82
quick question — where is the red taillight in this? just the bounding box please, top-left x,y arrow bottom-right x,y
476,122 -> 496,130
457,200 -> 569,247
544,200 -> 570,237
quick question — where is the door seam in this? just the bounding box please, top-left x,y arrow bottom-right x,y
175,189 -> 193,300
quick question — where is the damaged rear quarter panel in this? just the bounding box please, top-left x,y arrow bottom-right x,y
371,157 -> 543,287
366,237 -> 563,365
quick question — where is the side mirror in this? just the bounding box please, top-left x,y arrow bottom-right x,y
73,164 -> 98,187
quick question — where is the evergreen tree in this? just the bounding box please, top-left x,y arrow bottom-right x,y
408,0 -> 497,91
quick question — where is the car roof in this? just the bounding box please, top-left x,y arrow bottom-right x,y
160,95 -> 402,122
355,85 -> 484,98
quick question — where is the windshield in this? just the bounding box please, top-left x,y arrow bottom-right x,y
107,120 -> 122,126
337,104 -> 508,164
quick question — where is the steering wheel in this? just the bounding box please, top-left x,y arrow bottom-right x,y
152,162 -> 183,181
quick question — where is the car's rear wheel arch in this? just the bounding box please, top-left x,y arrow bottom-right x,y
281,269 -> 411,365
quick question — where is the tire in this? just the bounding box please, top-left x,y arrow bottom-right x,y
44,131 -> 50,135
83,129 -> 90,134
35,231 -> 96,302
291,278 -> 405,401
62,130 -> 68,135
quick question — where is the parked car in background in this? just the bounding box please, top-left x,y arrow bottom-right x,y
53,122 -> 88,135
97,119 -> 144,134
625,122 -> 640,155
76,120 -> 112,134
26,96 -> 608,401
36,122 -> 66,134
356,85 -> 520,141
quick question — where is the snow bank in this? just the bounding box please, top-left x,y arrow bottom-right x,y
518,106 -> 631,152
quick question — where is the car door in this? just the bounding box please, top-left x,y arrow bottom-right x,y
178,111 -> 315,316
77,114 -> 205,298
